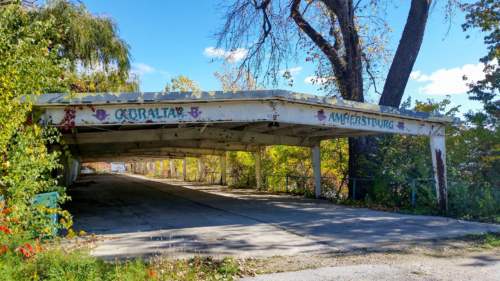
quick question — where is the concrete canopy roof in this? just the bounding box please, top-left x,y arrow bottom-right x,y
35,90 -> 451,123
34,90 -> 452,162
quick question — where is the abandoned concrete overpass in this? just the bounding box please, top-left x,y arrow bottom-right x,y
34,90 -> 451,209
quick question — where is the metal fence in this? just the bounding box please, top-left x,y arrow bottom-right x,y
261,174 -> 500,214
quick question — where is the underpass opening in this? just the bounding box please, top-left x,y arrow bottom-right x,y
37,90 -> 451,211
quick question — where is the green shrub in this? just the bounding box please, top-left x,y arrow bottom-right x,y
0,247 -> 241,281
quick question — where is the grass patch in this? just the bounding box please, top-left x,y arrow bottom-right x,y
0,248 -> 242,281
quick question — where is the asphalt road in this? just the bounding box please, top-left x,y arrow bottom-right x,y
67,174 -> 500,259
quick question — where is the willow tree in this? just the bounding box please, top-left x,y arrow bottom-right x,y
33,0 -> 137,92
216,0 -> 433,198
0,0 -> 136,238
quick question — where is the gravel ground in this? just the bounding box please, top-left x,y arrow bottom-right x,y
239,247 -> 499,281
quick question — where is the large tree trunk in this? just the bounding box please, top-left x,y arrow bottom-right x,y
348,0 -> 431,200
379,0 -> 431,107
290,0 -> 431,200
348,137 -> 378,199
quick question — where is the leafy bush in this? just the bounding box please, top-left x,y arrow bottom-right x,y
0,4 -> 72,243
0,247 -> 241,281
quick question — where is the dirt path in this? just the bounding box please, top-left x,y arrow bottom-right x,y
239,246 -> 499,281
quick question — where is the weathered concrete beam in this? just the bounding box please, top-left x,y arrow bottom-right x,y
82,150 -> 220,162
76,140 -> 258,156
128,147 -> 225,156
43,98 -> 450,137
64,127 -> 314,147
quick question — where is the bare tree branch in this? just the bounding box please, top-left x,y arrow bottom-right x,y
290,0 -> 347,84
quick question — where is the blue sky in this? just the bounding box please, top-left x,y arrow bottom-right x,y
81,0 -> 487,114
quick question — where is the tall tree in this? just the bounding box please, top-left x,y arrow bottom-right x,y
460,0 -> 499,190
214,62 -> 258,91
461,0 -> 499,126
216,0 -> 433,198
164,75 -> 201,92
33,0 -> 137,92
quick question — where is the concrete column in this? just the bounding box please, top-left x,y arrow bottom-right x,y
148,161 -> 151,174
63,157 -> 79,186
197,158 -> 203,181
170,160 -> 175,178
182,158 -> 187,181
430,134 -> 448,213
159,160 -> 164,177
311,143 -> 321,198
255,148 -> 262,190
220,153 -> 227,185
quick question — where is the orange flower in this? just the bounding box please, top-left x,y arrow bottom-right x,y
0,225 -> 11,235
18,247 -> 31,258
147,268 -> 158,279
34,240 -> 43,253
24,243 -> 33,252
1,208 -> 11,215
0,245 -> 8,255
17,243 -> 35,259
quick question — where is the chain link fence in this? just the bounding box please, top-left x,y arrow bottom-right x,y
260,174 -> 499,221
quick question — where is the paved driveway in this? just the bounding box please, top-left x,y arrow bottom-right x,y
67,174 -> 500,259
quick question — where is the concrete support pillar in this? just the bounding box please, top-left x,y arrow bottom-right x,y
197,158 -> 203,181
220,153 -> 227,185
430,134 -> 448,213
182,158 -> 187,181
63,157 -> 80,187
255,147 -> 262,190
170,160 -> 175,178
159,160 -> 164,177
311,143 -> 322,198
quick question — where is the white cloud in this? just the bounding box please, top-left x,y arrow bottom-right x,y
410,63 -> 486,95
203,47 -> 248,63
304,75 -> 331,85
131,63 -> 156,76
280,66 -> 302,76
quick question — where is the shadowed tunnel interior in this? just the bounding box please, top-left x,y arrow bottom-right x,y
65,173 -> 500,259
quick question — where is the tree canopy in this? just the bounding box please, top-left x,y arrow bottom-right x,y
34,0 -> 137,92
462,0 -> 499,126
164,75 -> 200,92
